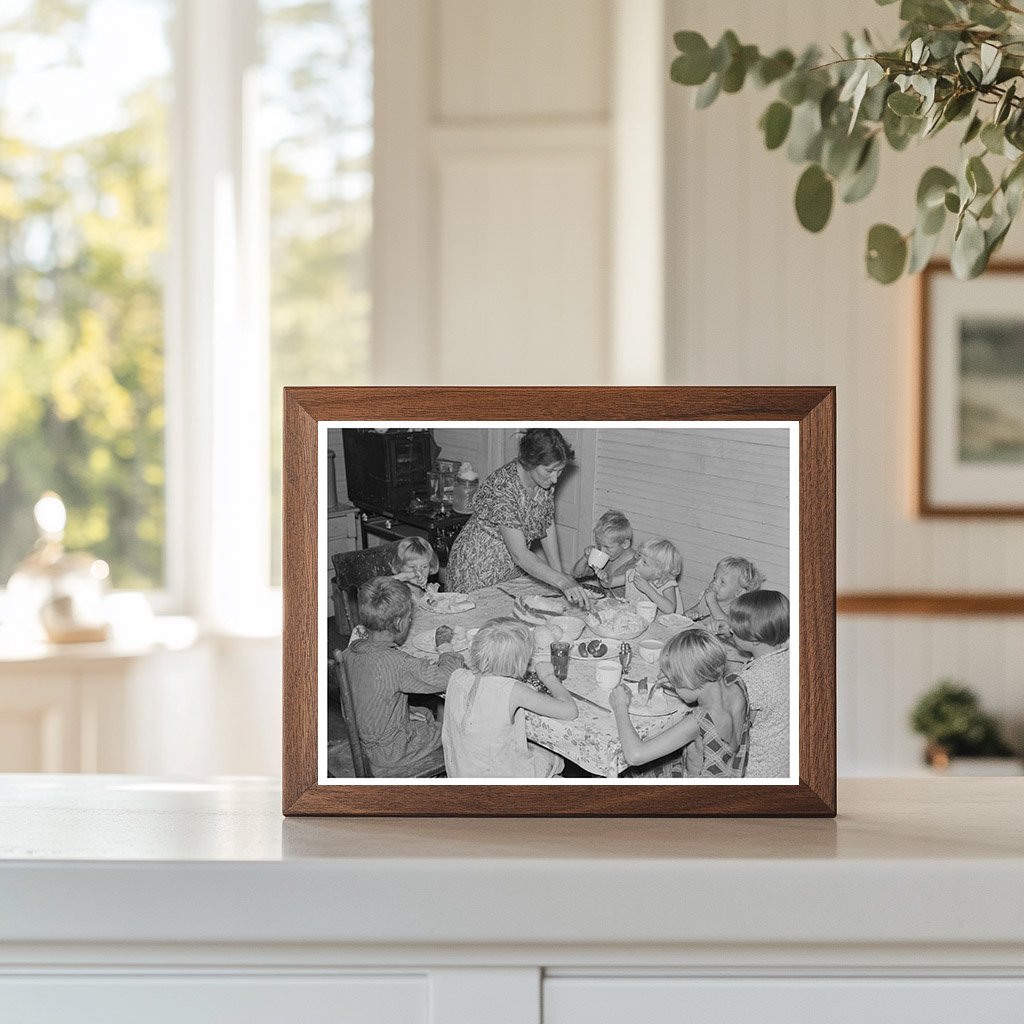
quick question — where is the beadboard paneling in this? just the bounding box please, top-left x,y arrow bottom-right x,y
593,428 -> 790,605
665,0 -> 1024,774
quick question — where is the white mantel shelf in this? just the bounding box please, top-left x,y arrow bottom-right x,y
1,776 -> 1023,1022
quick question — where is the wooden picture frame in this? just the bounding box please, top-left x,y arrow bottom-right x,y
917,260 -> 1024,517
283,387 -> 836,816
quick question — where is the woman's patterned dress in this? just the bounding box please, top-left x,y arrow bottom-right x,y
445,461 -> 555,593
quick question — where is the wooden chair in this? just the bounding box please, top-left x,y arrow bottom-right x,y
330,542 -> 399,637
331,649 -> 447,780
331,652 -> 372,777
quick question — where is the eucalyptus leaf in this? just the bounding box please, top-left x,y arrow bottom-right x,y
795,164 -> 834,232
944,190 -> 961,213
908,221 -> 943,273
754,49 -> 795,87
779,73 -> 807,106
710,31 -> 740,74
787,101 -> 824,162
980,42 -> 1002,86
951,211 -> 986,278
962,115 -> 983,145
967,154 -> 995,195
995,82 -> 1017,124
970,2 -> 1009,30
888,91 -> 921,115
842,137 -> 881,203
917,166 -> 957,210
866,223 -> 908,283
760,101 -> 793,150
981,122 -> 1005,155
694,73 -> 721,109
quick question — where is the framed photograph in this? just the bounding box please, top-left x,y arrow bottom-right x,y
917,261 -> 1024,516
283,387 -> 835,816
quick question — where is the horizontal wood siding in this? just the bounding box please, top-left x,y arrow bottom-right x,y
593,428 -> 791,604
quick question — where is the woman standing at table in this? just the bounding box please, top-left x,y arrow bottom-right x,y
445,429 -> 591,607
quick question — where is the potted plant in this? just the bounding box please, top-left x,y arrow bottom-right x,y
909,679 -> 1018,770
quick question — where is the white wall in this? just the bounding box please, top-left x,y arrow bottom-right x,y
665,0 -> 1024,771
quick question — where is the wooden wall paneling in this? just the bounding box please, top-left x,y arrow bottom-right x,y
437,0 -> 610,120
435,149 -> 609,385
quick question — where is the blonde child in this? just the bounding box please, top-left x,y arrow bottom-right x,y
729,590 -> 790,779
572,510 -> 635,585
391,536 -> 440,596
442,617 -> 578,778
610,629 -> 748,778
605,538 -> 681,614
684,556 -> 764,632
341,577 -> 463,777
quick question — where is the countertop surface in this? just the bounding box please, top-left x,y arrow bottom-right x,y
1,775 -> 1021,949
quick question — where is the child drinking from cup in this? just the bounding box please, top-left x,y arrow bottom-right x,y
442,617 -> 577,778
610,629 -> 748,778
341,577 -> 464,777
572,510 -> 635,587
684,556 -> 764,632
606,538 -> 682,615
729,590 -> 790,779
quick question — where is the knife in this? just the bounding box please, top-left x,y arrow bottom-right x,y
567,689 -> 611,713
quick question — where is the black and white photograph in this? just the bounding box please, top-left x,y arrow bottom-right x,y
320,422 -> 797,785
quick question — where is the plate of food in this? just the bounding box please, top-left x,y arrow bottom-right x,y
585,604 -> 649,641
410,626 -> 471,655
512,594 -> 568,625
418,591 -> 475,614
569,637 -> 615,661
617,680 -> 679,717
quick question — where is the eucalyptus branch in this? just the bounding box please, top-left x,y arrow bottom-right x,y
670,4 -> 1024,283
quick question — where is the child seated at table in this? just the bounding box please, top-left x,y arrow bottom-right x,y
610,629 -> 749,778
572,510 -> 635,587
391,536 -> 440,596
684,556 -> 764,632
442,617 -> 577,778
729,590 -> 790,779
341,576 -> 464,777
602,538 -> 682,615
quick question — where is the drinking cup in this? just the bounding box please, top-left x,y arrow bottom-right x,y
587,548 -> 611,571
638,639 -> 663,664
595,660 -> 622,687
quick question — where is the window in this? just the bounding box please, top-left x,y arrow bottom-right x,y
0,0 -> 172,589
261,0 -> 372,581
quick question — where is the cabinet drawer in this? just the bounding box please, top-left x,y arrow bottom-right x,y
0,974 -> 427,1024
544,977 -> 1024,1023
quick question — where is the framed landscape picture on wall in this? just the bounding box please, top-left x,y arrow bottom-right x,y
918,261 -> 1024,517
282,387 -> 836,817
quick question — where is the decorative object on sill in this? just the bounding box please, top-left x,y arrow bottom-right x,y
5,492 -> 110,644
910,679 -> 1017,770
916,261 -> 1024,516
670,2 -> 1024,283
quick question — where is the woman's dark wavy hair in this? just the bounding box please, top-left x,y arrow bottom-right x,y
516,428 -> 575,469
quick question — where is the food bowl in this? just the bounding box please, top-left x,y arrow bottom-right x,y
548,615 -> 584,642
585,606 -> 649,641
638,639 -> 664,664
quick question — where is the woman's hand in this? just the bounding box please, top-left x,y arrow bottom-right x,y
559,578 -> 592,609
435,625 -> 454,649
609,682 -> 632,714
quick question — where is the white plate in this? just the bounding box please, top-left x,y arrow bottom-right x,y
410,630 -> 471,655
418,592 -> 476,614
657,613 -> 696,632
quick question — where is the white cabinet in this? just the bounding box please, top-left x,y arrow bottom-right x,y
544,977 -> 1024,1023
2,975 -> 428,1024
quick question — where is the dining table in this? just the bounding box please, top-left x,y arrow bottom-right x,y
401,576 -> 751,777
